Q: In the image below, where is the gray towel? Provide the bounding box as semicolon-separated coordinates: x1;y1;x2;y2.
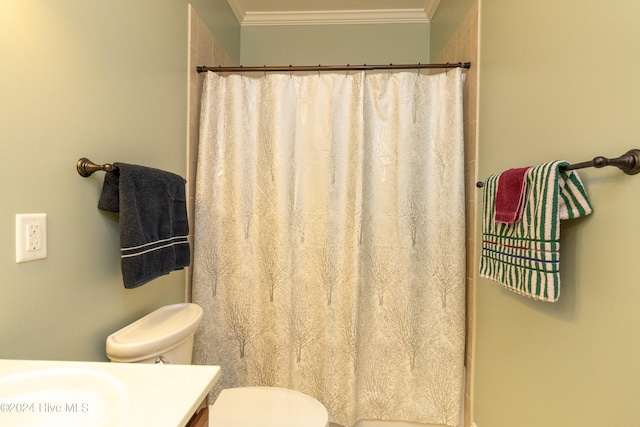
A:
98;163;190;288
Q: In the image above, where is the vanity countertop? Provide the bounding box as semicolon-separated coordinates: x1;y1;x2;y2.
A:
0;358;220;427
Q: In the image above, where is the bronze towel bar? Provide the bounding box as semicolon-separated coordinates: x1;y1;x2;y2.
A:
476;148;640;188
77;158;115;177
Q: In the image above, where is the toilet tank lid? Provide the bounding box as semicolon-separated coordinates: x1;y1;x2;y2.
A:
106;303;203;359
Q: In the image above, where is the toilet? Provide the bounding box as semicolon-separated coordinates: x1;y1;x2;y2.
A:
105;303;329;427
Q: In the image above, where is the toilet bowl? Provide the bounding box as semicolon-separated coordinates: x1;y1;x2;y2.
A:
210;386;328;427
105;303;329;427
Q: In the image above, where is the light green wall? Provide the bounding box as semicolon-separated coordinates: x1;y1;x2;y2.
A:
429;0;476;60
476;0;640;426
240;23;429;65
0;1;239;361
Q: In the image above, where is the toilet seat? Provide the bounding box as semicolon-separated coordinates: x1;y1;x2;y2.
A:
208;386;329;427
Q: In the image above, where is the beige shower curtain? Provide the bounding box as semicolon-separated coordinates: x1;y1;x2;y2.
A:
193;68;466;427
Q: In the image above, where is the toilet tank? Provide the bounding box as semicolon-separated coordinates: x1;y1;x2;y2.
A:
106;303;203;364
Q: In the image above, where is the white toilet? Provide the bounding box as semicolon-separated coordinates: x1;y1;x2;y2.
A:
105;303;329;427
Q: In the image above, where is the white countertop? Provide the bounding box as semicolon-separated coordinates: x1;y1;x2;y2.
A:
0;359;220;427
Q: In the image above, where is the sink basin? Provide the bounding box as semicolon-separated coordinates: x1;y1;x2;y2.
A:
0;367;128;427
0;359;220;427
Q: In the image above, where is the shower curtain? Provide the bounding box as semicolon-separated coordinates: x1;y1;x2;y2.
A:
193;68;466;427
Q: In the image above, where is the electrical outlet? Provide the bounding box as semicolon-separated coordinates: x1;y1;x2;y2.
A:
16;214;47;263
28;223;42;251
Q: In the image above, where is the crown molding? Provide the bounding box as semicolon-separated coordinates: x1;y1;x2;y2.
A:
424;0;441;21
227;1;440;26
227;0;247;25
242;9;429;26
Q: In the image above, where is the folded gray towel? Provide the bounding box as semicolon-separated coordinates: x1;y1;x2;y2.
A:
98;163;190;288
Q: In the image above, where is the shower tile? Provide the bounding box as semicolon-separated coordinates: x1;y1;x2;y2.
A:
437;3;480;425
187;6;236;296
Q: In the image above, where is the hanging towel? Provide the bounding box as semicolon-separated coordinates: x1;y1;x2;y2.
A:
494;166;532;224
98;163;190;289
479;161;592;302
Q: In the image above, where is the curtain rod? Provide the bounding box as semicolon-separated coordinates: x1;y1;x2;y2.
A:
196;62;471;74
476;149;640;188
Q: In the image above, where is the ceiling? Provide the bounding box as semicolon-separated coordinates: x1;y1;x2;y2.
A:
227;0;441;26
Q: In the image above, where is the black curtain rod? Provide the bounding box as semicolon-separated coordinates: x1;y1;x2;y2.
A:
476;149;640;188
196;62;471;74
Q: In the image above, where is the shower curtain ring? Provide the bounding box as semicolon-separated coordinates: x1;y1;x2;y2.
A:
289;65;293;79
263;65;267;78
418;63;421;76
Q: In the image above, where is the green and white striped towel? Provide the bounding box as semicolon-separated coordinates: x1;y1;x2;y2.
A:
479;161;593;302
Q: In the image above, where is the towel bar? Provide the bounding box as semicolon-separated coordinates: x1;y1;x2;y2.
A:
476;148;640;187
77;158;115;177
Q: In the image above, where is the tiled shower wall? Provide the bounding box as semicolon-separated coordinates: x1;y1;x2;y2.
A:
186;6;235;300
435;3;479;427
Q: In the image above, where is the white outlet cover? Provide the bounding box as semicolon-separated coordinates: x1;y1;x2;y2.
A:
16;213;47;263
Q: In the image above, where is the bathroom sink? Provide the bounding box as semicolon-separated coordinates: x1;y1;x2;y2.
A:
0;359;220;427
0;366;128;427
